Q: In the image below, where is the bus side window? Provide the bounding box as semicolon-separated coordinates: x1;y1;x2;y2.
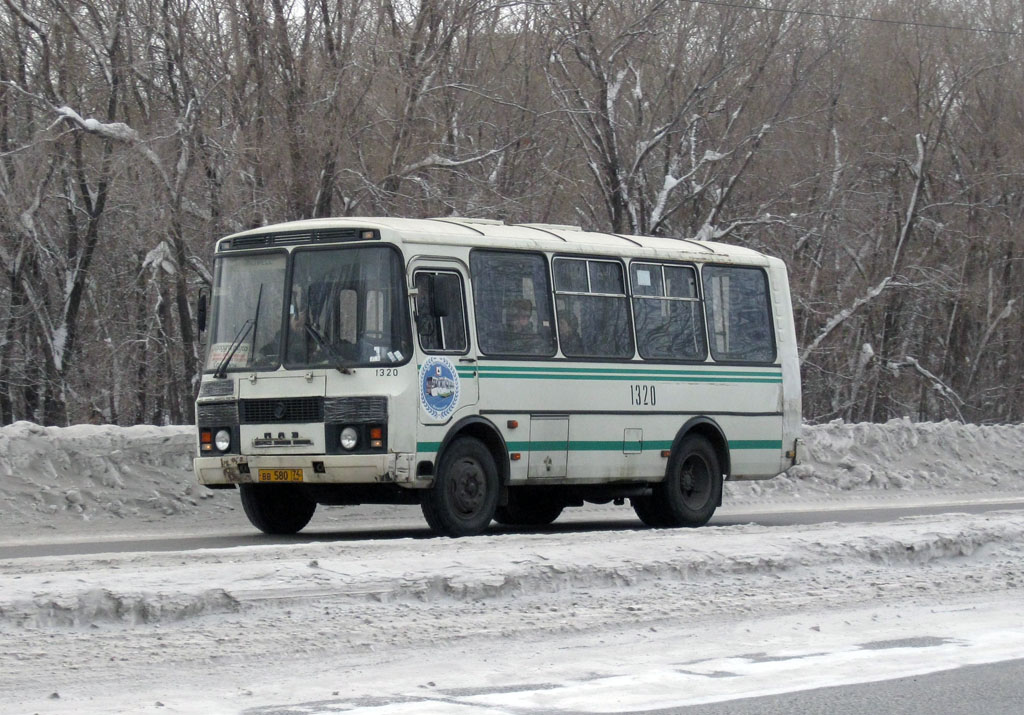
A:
554;257;633;359
631;262;707;361
415;271;468;353
702;265;775;363
470;251;556;357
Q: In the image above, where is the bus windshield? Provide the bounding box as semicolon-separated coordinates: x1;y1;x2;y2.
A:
204;253;287;373
204;245;411;372
284;245;411;368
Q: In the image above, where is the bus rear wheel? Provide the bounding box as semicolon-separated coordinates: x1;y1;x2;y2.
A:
633;434;722;528
493;488;564;526
421;437;498;537
239;483;317;534
630;494;671;528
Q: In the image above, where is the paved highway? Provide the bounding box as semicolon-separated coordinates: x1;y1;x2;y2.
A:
665;657;1024;715
3;498;1023;559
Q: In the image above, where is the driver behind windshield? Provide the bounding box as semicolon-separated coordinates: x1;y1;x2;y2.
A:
256;288;310;364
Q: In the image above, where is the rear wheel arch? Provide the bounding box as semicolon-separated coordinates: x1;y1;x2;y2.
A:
633;426;724;528
670;416;730;482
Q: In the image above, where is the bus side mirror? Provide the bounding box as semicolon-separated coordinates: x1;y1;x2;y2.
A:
197;292;208;333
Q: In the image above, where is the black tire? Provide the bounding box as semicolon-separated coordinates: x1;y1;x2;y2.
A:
633;434;722;528
630;493;672;528
239;484;317;535
493;488;564;526
421;437;499;536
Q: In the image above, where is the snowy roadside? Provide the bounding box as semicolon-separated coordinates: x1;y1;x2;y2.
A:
2;510;1022;714
2;510;1023;630
2;418;1024;540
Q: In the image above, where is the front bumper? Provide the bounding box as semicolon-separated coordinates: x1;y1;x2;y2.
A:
195;452;420;486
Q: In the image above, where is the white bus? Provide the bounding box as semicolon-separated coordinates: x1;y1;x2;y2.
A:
194;217;801;536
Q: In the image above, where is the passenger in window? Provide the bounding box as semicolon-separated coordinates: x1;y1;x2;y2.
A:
507;299;535;335
558;312;582;356
496;298;549;354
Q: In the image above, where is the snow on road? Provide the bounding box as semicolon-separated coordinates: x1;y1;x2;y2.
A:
1;419;1024;713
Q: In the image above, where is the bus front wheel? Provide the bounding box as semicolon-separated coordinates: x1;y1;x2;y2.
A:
421;437;499;537
239;484;317;534
633;434;722;528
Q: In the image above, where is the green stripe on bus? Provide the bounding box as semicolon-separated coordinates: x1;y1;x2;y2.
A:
507;440;567;451
420;363;782;383
645;441;675;451
476;374;781;383
474;366;781;383
417;439;782;453
728;439;783;450
473;365;780;376
570;441;628;451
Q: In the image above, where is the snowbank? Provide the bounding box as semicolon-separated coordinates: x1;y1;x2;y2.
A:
736;418;1024;500
0;421;220;530
1;418;1023;531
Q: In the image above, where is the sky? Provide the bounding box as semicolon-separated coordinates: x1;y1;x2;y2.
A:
1;418;1023;714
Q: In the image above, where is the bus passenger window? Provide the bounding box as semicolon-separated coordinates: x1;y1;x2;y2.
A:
631;263;707;361
415;271;468;353
703;265;775;363
554;257;633;359
470;251;556;357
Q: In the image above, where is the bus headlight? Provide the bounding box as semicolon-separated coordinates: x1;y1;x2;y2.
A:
340;426;359;451
214;429;231;452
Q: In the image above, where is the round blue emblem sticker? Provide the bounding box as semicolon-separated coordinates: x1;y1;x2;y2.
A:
419;356;460;420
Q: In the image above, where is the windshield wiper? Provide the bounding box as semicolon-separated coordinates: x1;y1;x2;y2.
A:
213;285;263;379
304;322;354;375
214;319;254;378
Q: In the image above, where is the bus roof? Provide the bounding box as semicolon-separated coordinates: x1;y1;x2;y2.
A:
218;216;775;265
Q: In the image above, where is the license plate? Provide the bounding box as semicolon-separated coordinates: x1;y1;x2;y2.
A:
258;468;304;483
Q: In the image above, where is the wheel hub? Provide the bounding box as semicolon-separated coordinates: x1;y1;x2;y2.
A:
451;458;485;515
680;455;711;508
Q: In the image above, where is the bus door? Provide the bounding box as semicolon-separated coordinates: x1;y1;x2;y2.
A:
411;262;479;424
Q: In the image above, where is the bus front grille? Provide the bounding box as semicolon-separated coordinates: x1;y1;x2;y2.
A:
197;401;238;424
240;397;324;424
198;380;234;398
324;396;387;424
